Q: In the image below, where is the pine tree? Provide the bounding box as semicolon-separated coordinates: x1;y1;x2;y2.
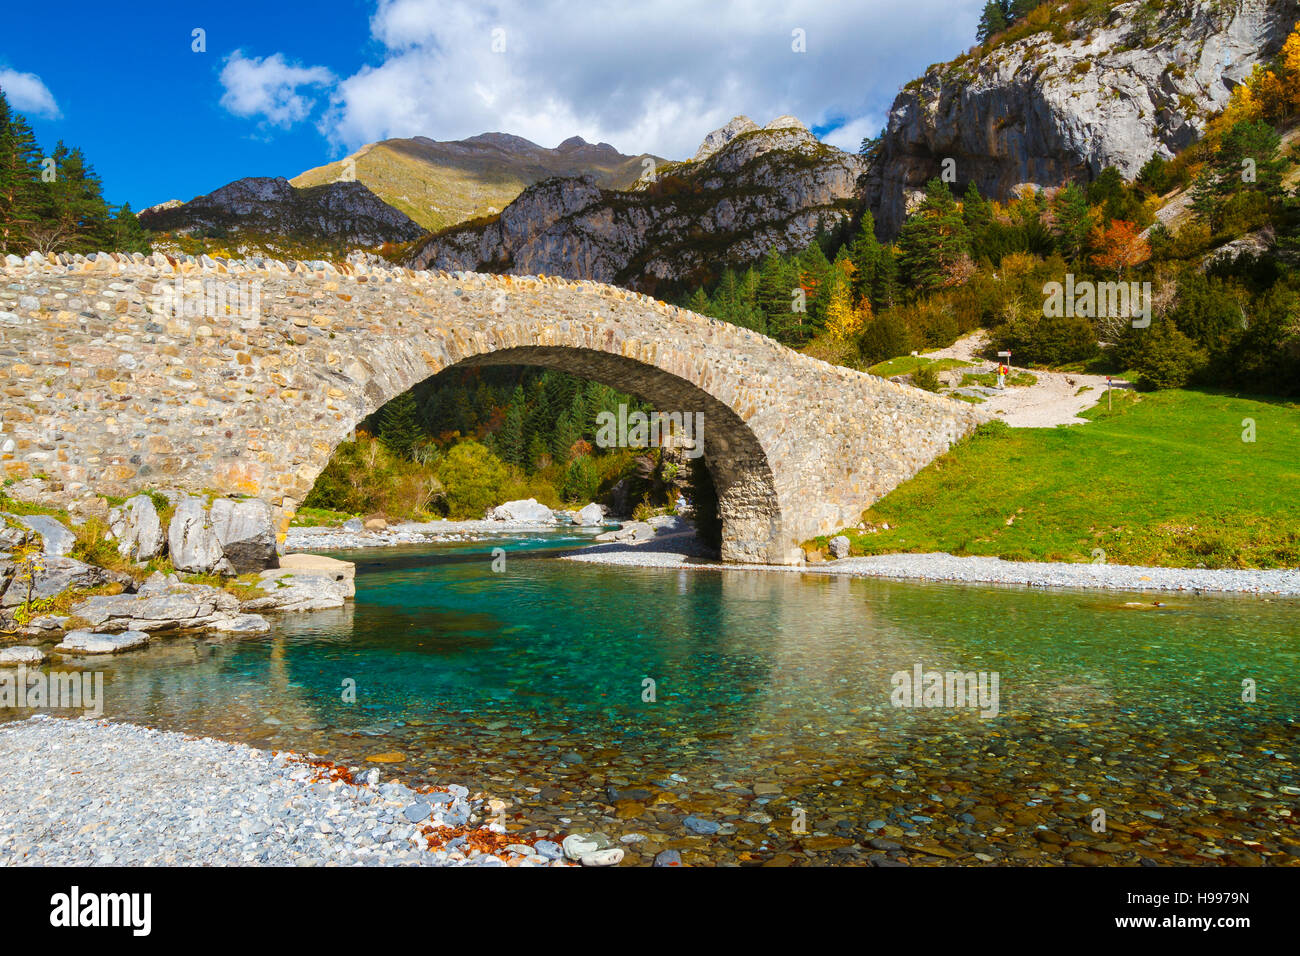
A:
377;391;422;460
28;142;114;254
961;182;995;261
849;211;883;303
108;202;151;255
873;245;902;312
685;287;709;315
977;1;1010;42
896;178;971;293
757;246;798;341
0;90;43;254
497;384;527;468
1191;119;1284;234
1050;183;1092;263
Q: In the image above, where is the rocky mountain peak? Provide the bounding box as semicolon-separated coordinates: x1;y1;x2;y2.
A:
765;115;806;132
406;115;864;289
692;115;760;162
138;176;424;249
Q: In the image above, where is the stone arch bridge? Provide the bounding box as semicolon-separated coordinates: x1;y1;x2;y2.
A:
0;252;983;564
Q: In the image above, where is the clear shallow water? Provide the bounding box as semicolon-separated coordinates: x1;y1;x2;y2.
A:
15;532;1300;865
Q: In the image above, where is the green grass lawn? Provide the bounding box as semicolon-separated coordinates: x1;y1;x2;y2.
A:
824;389;1300;569
959;370;1038;388
866;355;974;378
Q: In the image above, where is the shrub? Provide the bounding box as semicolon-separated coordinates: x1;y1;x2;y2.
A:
991;311;1099;366
973;419;1012;439
562;454;602;504
857;312;916;366
1130;319;1208;390
305;435;444;519
435;441;508;518
911;365;942;391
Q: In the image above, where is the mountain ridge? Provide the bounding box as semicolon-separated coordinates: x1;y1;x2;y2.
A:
291;133;662;232
402;115;865;291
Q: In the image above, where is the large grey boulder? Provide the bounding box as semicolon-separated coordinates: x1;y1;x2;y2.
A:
9;514;75;556
277;553;355;595
210;613;271;634
71;584;240;633
210;497;277;573
0;556;116;608
828;535;851;560
168;496;228;573
241;564;353;614
489;499;555;523
108;494;165;562
576;503;605;526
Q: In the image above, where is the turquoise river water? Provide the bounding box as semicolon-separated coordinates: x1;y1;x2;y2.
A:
11;531;1300;865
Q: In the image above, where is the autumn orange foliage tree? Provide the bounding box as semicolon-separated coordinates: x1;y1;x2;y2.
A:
1088;219;1151;277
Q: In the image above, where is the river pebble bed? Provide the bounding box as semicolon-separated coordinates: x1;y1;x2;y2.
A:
0;716;571;867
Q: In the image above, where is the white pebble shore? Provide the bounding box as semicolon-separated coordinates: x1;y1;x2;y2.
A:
563;545;1300;596
0;716;567;867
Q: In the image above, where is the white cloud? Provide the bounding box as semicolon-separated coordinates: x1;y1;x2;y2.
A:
223;0;983;159
219;51;334;128
0;68;61;118
321;0;982;158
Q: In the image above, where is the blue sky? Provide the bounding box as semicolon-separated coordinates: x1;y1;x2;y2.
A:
2;0;981;211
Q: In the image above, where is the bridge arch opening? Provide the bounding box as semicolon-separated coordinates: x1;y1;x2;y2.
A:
297;346;786;564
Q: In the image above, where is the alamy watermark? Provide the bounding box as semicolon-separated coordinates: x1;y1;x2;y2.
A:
890;662;1000;719
149;276;262;320
1043;274;1151;328
595;404;704;459
0;665;104;717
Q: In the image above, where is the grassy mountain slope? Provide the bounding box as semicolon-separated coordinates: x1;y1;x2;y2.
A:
292;134;661;232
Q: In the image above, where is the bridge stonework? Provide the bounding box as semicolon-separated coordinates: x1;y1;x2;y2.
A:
0;252;983;564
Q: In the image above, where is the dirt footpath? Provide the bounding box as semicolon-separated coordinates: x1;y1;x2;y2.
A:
926;332;1131;428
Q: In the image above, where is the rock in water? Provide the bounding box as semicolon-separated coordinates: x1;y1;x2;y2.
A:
211;614;271;634
580;848;624;866
109;494;164;561
561;833;610;860
168;496;229;574
56;630;149;654
0;646;46;666
576;502;605;526
490;499;556;523
276;553;356;595
209;497;277;572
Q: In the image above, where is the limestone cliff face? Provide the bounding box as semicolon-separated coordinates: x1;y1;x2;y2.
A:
868;0;1300;236
405;117;865;290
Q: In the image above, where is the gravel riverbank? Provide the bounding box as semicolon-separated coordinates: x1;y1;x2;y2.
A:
0;716;572;866
285;519;600;552
562;541;1300;596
